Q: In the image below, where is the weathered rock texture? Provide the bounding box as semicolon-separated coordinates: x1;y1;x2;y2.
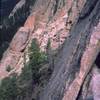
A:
0;14;34;78
0;0;100;100
0;0;36;59
0;0;87;79
63;22;100;100
39;0;100;100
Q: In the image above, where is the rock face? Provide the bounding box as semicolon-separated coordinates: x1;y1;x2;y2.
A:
0;10;37;78
0;0;36;48
0;0;100;100
92;74;100;100
0;27;30;79
0;0;86;78
62;22;100;100
10;27;30;52
38;0;100;100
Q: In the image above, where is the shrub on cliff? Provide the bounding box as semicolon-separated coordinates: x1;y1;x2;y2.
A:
0;74;18;100
0;39;48;100
28;39;47;83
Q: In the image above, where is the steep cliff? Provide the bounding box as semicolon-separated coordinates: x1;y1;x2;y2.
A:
0;0;36;59
0;0;87;78
0;0;100;100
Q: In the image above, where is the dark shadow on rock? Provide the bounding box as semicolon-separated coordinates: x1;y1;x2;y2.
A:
0;0;36;60
95;52;100;68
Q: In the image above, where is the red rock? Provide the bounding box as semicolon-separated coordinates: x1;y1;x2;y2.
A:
24;14;35;31
10;27;30;52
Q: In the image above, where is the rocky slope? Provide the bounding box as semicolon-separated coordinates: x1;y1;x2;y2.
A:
0;0;86;78
0;0;100;100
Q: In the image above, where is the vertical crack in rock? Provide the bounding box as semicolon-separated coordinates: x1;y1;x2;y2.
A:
0;0;100;99
39;0;100;100
63;22;100;100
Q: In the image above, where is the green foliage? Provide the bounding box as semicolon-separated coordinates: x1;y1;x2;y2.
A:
18;64;32;84
28;39;47;83
0;38;48;100
0;74;18;100
29;39;41;66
